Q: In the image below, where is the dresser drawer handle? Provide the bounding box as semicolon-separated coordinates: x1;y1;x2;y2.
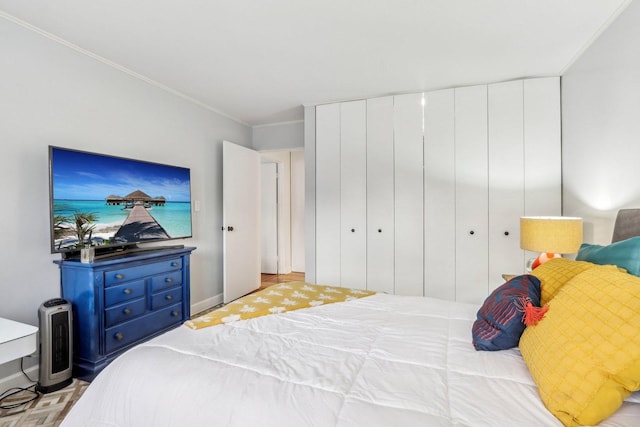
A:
171;262;179;268
171;310;180;317
123;288;132;295
123;308;131;315
165;277;173;283
165;294;173;301
115;273;124;280
114;332;124;341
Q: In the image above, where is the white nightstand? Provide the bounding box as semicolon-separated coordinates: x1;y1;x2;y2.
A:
0;318;38;365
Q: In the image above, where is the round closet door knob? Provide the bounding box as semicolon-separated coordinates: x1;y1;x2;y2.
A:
378;229;382;233
351;228;355;232
469;230;475;235
504;231;510;236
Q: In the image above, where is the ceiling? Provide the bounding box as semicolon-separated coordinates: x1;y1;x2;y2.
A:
0;0;631;126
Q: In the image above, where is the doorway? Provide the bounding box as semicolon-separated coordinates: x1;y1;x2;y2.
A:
259;150;305;276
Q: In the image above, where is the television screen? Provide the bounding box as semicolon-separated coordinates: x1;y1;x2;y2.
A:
49;146;192;255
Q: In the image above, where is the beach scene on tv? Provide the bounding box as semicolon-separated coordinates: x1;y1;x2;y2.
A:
51;147;192;252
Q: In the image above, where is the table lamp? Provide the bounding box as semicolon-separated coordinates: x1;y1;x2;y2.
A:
520;216;583;271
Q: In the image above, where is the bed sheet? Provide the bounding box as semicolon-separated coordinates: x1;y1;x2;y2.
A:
61;294;640;426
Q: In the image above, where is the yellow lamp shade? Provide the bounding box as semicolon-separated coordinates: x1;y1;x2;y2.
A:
520;216;583;254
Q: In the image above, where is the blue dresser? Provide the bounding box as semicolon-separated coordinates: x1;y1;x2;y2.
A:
55;246;195;380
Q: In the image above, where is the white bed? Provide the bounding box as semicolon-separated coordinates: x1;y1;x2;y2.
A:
61;293;640;426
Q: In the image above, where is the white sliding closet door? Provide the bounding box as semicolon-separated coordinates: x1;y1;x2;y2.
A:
315;103;341;286
424;89;456;300
524;77;562;264
455;85;489;304
488;80;525;291
367;96;395;294
394;93;424;296
340;100;367;289
524;77;561;216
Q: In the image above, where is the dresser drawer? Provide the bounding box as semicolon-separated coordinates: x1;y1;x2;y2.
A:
104;258;183;285
104;303;183;354
150;271;183;293
151;287;183;310
104;297;146;328
104;280;145;307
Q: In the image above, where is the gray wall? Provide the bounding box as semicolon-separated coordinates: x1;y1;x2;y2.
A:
562;1;640;244
0;17;251;382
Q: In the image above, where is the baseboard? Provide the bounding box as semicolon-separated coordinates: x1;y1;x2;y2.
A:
0;364;38;392
191;293;223;316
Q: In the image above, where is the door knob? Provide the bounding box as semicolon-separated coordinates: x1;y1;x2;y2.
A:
469;230;475;235
227;226;234;231
504;231;510;236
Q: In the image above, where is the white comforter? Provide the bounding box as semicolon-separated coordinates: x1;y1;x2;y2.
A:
61;294;640;426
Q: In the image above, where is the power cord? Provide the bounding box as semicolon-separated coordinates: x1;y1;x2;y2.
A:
0;357;40;414
20;357;37;383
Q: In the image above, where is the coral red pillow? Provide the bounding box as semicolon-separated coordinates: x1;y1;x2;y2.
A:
472;275;542;351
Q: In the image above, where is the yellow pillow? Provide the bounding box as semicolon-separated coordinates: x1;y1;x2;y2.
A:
531;258;617;305
520;268;640;426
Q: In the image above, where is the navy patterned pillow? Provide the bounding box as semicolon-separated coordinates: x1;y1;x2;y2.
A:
472;274;541;351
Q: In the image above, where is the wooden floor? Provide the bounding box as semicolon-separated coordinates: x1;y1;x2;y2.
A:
259;271;305;290
192;271;306;317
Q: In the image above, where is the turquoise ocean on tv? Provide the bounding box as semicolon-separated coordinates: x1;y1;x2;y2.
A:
54;199;192;239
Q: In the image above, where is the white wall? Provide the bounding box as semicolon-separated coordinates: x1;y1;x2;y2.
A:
0;17;251;382
562;1;640;244
253;121;304;151
291;150;305;272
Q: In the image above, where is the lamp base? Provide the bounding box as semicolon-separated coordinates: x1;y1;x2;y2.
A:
526;252;562;272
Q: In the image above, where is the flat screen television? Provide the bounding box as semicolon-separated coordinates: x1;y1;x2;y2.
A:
49;146;192;258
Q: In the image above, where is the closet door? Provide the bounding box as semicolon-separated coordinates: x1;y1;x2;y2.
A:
340;100;367;289
394;93;424;296
488;80;525;291
455;85;489;304
524;77;561;216
367;96;395;294
524;77;562;265
424;89;455;300
315;103;341;286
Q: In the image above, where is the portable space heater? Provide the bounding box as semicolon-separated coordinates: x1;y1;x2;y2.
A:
36;298;73;393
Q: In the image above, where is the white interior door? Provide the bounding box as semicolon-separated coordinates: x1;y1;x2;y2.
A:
261;162;278;274
366;96;395;294
455;85;489;304
340;100;367;289
223;141;261;303
424;88;456;300
315;103;341;286
488;80;525;291
393;93;424;296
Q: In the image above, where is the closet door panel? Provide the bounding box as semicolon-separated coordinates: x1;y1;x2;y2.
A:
424;89;455;300
488;81;525;291
524;77;561;216
455;85;489;304
394;93;424;296
340;100;367;289
367;97;395;294
315;103;341;286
